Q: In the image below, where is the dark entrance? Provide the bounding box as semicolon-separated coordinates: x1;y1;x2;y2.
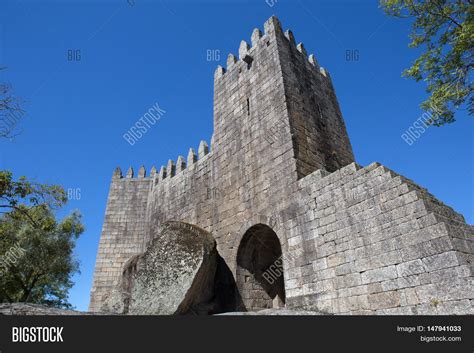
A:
236;224;285;311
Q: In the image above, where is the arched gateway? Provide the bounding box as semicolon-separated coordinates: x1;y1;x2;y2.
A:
236;224;286;311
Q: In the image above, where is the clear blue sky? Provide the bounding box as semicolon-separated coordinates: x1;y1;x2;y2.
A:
1;0;472;311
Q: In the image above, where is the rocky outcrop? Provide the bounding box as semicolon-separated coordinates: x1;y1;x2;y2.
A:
218;308;327;315
101;222;222;315
0;303;92;315
0;303;329;316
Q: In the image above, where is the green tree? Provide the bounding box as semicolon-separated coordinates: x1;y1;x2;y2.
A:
380;0;473;125
0;171;84;308
0;170;66;226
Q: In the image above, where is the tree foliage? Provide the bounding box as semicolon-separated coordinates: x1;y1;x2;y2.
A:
0;171;66;226
0;68;24;139
381;0;473;125
0;171;84;308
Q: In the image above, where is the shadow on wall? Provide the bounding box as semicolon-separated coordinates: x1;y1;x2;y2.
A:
211;255;245;314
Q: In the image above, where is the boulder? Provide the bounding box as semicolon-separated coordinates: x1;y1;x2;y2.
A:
101;221;219;315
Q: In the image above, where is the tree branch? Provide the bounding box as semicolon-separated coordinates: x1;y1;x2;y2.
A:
431;0;463;29
0;205;39;227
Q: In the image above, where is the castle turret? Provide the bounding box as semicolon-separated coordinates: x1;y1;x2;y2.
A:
213;15;354;179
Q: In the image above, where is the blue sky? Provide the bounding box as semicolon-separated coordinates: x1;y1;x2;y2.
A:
0;0;472;311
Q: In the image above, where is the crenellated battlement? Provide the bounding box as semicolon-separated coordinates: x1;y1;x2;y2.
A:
112;166;149;180
112;166;150;180
110;139;212;188
214;16;330;82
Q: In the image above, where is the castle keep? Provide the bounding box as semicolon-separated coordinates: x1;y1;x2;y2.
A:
90;16;474;314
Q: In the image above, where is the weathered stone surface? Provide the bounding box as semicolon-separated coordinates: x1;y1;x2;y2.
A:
361;266;398;284
90;15;474;316
218;308;326;315
101;222;219;315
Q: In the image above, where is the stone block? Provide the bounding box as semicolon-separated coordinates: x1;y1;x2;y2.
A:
361;266;398;284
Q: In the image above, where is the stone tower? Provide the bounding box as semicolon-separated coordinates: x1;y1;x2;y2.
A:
90;16;474;314
213;16;354;181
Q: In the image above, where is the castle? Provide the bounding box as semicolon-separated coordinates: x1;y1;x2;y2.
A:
90;16;473;314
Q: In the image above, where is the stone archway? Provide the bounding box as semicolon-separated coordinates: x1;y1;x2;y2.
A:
236;224;286;311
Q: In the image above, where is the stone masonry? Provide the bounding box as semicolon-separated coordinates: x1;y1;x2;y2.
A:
90;16;474;314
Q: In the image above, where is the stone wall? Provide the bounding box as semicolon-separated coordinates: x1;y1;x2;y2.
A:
144;144;214;246
89;168;151;312
277;28;354;177
286;162;473;314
